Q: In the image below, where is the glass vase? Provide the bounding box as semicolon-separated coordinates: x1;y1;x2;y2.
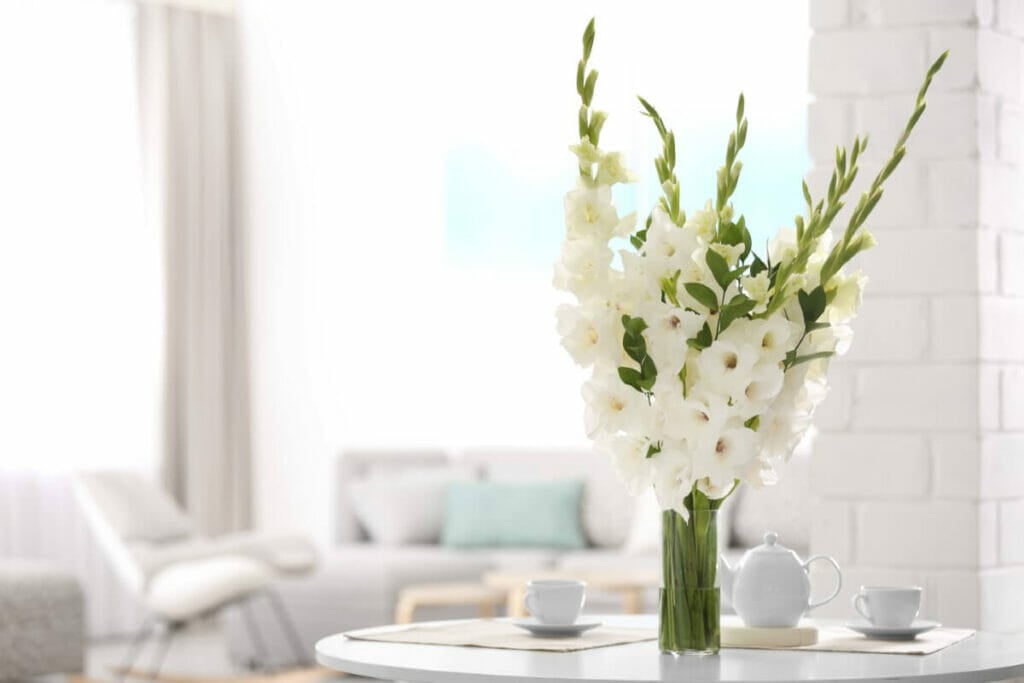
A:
659;505;720;655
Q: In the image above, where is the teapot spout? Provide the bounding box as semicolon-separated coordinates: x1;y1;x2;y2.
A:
718;553;735;605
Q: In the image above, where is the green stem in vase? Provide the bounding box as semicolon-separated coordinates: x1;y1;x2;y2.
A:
660;493;721;655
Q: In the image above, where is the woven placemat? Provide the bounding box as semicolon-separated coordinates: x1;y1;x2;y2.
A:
345;619;656;652
347;618;974;656
790;624;975;655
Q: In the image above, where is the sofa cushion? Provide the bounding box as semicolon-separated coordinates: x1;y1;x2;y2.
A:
349;466;476;545
334;450;449;543
459;448;635;548
441;480;586;549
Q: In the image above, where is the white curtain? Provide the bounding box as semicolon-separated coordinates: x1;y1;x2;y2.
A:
138;4;252;536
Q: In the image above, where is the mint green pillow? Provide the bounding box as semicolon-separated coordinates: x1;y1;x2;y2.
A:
441;480;586;549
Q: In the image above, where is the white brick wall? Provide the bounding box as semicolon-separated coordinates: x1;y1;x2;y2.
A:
852;365;978;430
809;0;1024;632
858;501;981;568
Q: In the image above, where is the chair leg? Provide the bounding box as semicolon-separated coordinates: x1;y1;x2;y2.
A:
240;600;271;671
266;588;310;666
147;622;179;679
118;617;156;682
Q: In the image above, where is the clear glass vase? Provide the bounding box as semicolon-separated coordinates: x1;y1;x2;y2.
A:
659;504;720;655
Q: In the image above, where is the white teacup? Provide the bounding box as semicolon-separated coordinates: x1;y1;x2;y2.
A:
853;586;922;628
523;579;586;625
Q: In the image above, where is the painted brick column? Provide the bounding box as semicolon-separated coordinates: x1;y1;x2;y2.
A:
807;0;1024;632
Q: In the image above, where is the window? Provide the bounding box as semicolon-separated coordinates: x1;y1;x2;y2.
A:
0;1;161;473
243;1;809;449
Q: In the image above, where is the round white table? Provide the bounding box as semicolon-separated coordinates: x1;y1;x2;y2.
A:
315;616;1024;683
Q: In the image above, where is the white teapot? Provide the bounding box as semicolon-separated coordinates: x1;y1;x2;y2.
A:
720;532;842;628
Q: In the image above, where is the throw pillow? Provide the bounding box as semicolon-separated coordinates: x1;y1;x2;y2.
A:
441;480;586;549
348;466;475;545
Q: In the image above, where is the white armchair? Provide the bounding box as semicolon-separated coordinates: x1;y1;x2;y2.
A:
73;471;317;675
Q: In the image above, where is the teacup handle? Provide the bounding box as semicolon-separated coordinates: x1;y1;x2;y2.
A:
853;593;870;621
803;554;843;610
524;591;538;617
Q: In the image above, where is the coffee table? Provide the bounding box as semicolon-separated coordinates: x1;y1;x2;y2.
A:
483;569;658;617
316;615;1024;683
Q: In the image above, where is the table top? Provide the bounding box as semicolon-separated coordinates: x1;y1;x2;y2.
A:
315;615;1024;683
482;569;659;589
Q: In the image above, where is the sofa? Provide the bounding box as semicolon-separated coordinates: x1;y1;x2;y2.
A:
226;446;811;665
0;560;84;680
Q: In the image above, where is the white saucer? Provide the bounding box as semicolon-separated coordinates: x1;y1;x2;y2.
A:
513;619;602;637
845;619;941;640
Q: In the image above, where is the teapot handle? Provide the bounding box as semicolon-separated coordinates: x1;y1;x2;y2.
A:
803;555;843;610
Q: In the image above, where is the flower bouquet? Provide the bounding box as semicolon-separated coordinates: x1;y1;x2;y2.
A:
554;19;947;654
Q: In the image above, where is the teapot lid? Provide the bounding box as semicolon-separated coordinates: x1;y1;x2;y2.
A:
753;531;792;555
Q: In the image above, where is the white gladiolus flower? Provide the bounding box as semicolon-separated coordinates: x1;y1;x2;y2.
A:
564;186;619;240
709;242;745;267
734;362;785;418
695;339;759;402
613;211;639;238
659;393;722;443
652;445;695;517
645;210;700;272
598;433;653;494
692;423;757;492
582;374;651;438
553;238;613;298
596;151;637;185
740;456;779;489
569;137;602;167
721;316;801;365
741;271;770;313
827;270;867;324
759;407;812;462
683;201;718;243
556;302;619;368
769;227;798;265
641;302;703;374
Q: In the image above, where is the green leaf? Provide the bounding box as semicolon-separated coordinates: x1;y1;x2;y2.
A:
749;253;767;277
620;315;649;363
798;285;827;324
719;295;757;332
678;363;688;398
805;321;830;332
744;415;760;431
617;366;644;392
687;322;713;350
576;60;585;97
639;356;657;390
705;249;732;290
719;221;742;246
684;282;719;312
645;442;662;459
738;216;752;260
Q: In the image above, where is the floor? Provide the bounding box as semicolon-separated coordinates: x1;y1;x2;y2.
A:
83;623;378;682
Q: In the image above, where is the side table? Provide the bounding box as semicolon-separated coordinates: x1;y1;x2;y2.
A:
395;582;507;624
